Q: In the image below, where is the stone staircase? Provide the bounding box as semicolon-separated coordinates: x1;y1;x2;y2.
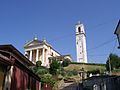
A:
60;82;80;90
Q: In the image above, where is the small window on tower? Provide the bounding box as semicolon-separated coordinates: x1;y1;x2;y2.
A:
77;42;78;44
78;27;81;33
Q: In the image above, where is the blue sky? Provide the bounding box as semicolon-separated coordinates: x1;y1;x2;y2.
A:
0;0;120;63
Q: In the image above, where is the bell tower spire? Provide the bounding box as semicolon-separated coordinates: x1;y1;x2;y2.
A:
75;21;87;63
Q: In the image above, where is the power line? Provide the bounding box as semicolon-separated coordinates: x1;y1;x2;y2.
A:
87;37;117;65
88;54;108;57
88;18;118;31
87;42;116;57
47;18;118;42
111;38;117;53
88;38;117;60
88;37;116;52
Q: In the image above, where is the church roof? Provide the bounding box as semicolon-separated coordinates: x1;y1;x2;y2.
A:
24;38;61;55
24;38;50;48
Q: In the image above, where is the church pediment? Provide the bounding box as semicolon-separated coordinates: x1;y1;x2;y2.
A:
24;40;43;48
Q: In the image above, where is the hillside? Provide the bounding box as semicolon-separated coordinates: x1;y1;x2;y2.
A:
64;62;106;73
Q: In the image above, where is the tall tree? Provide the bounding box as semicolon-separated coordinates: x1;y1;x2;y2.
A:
106;53;120;71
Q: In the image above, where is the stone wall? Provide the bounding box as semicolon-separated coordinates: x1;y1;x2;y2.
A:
83;76;120;90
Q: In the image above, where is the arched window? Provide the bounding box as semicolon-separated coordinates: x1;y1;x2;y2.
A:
78;27;81;33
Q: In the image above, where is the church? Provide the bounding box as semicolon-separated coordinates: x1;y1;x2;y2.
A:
24;37;72;67
24;37;61;67
24;21;87;67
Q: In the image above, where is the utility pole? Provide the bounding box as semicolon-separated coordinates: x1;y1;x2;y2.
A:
108;56;112;75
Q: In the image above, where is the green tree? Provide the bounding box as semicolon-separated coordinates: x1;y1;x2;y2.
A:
106;53;120;71
30;61;49;77
62;59;71;67
41;74;56;87
35;66;49;76
49;60;60;75
36;60;42;67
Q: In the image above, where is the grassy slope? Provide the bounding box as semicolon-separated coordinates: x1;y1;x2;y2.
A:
112;69;120;75
64;63;106;73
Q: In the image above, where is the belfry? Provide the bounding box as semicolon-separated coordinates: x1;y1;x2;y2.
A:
75;21;87;63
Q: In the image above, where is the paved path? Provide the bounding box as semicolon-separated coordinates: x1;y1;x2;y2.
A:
60;82;82;90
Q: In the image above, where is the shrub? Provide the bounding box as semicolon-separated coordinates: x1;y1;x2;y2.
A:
49;60;60;75
65;70;78;77
62;59;71;67
36;67;49;76
36;61;42;67
71;69;78;75
87;69;100;74
41;74;56;87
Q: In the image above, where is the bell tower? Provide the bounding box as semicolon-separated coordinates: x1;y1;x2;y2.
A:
76;21;87;63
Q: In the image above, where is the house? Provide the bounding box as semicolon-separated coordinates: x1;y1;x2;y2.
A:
114;19;120;48
0;45;41;90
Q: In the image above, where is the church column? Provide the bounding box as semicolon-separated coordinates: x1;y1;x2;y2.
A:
42;48;45;65
44;49;47;66
36;49;39;62
30;50;32;61
46;49;49;67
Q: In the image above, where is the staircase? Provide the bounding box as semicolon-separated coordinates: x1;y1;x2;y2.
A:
60;82;80;90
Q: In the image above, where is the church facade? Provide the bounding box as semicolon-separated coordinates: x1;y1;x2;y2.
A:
75;21;87;63
24;37;61;67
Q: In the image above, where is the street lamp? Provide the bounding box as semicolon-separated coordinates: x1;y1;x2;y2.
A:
114;19;120;48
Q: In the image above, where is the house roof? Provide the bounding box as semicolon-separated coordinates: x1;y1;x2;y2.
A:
0;44;34;66
0;53;12;65
114;19;120;34
0;44;40;81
